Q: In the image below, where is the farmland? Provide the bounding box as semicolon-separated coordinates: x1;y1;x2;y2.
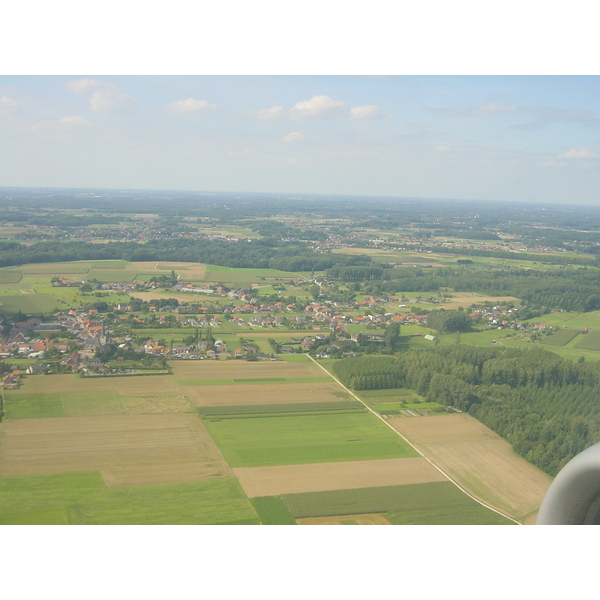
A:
0;472;258;525
233;457;447;497
6;193;600;525
281;482;514;524
0;356;537;524
540;329;580;346
202;412;418;467
0;413;232;485
388;414;553;522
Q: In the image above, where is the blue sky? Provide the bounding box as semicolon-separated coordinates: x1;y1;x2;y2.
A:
0;75;598;204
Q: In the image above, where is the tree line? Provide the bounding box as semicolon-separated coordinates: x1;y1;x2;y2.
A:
333;345;600;476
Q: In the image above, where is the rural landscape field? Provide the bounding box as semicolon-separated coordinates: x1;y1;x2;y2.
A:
3;189;600;525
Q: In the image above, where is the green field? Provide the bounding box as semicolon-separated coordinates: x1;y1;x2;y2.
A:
0;293;61;314
282;481;514;524
197;401;365;420
0;270;22;284
541;329;580;346
203;264;299;283
250;496;296;525
574;331;600;350
0;471;259;525
203;412;418;467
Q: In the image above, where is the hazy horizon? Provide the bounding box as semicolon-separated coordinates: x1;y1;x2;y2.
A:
0;76;598;206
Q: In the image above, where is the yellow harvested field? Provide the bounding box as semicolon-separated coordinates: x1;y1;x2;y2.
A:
130;291;212;303
186;382;346;406
297;514;390;525
0;414;232;486
233;457;447;497
389;413;552;521
170;360;324;380
442;294;520;308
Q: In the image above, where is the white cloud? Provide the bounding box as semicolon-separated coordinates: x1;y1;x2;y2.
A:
350;105;382;120
290;95;348;119
168;98;217;115
558;148;599;159
251;96;383;122
0;96;18;115
67;78;136;115
29;115;93;133
58;115;93;127
67;78;113;95
255;106;285;121
89;91;136;115
434;145;450;152
283;132;306;143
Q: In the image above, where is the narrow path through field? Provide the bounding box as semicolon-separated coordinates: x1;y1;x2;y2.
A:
306;355;521;525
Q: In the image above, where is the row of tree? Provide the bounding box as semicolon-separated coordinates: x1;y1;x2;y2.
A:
333;346;600;475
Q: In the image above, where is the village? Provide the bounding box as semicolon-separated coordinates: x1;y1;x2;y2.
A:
0;271;559;388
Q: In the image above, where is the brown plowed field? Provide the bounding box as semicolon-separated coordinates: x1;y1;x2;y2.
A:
389;413;552;521
186;381;347;406
170;360;324;380
297;514;390;525
233;457;447;497
0;413;232;485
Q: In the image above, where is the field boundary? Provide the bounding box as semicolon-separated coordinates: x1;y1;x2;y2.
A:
307;355;521;525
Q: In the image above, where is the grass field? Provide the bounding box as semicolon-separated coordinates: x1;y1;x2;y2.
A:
0;270;22;284
203;412;419;467
250;496;296;525
281;481;514;524
197;401;364;420
203;264;298;283
0;471;259;525
0;293;60;314
574;330;600;350
389;413;552;522
541;329;581;346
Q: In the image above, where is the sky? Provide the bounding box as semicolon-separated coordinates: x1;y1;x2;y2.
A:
0;74;598;204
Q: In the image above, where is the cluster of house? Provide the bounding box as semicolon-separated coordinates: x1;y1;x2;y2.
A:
0;309;114;383
467;305;527;329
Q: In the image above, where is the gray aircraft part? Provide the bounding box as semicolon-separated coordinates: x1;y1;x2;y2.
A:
537;442;600;524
